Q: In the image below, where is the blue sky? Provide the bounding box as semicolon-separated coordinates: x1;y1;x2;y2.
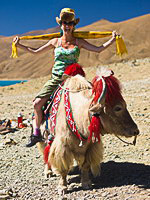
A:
0;0;149;36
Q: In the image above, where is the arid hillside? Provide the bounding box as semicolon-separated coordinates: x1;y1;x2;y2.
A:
0;58;150;199
0;14;149;79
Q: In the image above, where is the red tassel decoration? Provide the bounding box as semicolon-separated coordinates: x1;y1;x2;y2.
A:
92;77;103;103
44;144;50;164
92;75;124;107
64;63;85;77
43;136;54;168
88;115;101;143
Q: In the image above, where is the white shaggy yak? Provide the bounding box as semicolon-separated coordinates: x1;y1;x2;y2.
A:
37;67;139;194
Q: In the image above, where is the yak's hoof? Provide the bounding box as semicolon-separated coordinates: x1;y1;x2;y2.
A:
44;170;53;179
82;181;92;190
58;186;67;195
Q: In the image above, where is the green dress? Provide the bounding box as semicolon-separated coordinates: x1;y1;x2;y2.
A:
36;39;80;98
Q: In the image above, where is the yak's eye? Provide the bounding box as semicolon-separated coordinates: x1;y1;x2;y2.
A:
114;106;122;112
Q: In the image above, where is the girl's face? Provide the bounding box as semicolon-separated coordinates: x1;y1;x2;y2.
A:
61;21;75;34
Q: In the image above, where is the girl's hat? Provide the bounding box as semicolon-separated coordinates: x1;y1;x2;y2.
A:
56;8;80;25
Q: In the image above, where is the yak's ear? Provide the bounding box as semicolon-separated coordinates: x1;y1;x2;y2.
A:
89;102;103;113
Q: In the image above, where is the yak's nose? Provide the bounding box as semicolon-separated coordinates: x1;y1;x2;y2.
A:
132;127;140;136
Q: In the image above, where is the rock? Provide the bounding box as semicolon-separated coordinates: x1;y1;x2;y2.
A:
0;188;17;199
3;138;17;145
101;192;110;197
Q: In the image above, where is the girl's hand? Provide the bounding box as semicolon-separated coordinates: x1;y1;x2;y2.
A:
112;31;119;39
13;36;20;45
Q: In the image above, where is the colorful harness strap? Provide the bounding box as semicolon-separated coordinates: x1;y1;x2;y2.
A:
48;85;101;144
49;87;63;133
64;89;87;141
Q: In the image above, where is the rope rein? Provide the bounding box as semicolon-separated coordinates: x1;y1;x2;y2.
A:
115;135;137;146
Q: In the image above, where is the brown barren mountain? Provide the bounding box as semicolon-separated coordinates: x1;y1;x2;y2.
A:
0;14;149;79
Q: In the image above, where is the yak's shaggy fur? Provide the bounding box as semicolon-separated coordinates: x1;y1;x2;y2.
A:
38;67;139;194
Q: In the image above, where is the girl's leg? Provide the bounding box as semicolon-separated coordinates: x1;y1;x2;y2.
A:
26;75;62;147
33;97;49;129
26;97;49;147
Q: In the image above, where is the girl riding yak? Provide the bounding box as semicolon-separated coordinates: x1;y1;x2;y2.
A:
13;8;119;147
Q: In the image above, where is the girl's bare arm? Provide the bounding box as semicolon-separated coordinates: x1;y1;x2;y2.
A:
13;36;57;54
79;31;118;53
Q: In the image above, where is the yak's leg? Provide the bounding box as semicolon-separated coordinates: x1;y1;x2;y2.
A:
87;142;103;177
74;154;92;189
49;137;74;194
58;173;68;195
81;141;103;189
44;164;53;179
81;162;92;190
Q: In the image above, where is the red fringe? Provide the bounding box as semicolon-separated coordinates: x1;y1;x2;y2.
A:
92;76;103;103
92;75;124;107
64;63;85;77
104;76;123;106
88;115;101;143
44;144;50;164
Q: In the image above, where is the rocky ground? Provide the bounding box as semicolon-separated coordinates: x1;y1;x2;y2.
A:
0;58;150;199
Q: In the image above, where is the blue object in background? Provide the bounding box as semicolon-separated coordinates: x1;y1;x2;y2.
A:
0;80;27;87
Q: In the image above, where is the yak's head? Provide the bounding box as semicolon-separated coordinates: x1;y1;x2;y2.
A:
90;67;139;138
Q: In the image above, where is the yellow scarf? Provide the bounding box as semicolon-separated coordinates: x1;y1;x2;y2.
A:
11;31;127;58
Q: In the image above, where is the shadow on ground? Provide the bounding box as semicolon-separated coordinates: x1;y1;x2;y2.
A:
94;161;150;189
68;161;150;192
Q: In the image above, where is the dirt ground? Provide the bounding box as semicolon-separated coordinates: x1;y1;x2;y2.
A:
0;58;150;200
